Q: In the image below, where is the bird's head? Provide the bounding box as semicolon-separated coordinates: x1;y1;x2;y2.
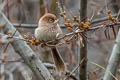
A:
39;13;59;25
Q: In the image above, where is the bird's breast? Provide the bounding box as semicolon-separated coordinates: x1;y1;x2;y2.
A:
35;26;60;41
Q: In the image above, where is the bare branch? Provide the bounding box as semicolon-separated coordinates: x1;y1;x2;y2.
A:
103;29;120;80
79;0;88;80
12;13;118;28
0;11;54;80
64;58;85;80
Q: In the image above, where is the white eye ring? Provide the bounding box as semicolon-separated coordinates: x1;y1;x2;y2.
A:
49;18;54;23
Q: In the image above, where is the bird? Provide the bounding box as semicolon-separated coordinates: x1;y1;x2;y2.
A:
34;13;66;74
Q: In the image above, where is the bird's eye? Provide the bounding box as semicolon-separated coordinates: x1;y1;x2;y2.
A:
49;18;54;23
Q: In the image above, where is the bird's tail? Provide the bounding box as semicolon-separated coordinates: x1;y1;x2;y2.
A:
51;47;66;74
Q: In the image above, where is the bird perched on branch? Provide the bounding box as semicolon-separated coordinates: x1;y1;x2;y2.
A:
34;13;66;74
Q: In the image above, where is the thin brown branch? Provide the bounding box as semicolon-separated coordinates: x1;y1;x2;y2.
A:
12;13;118;28
3;29;17;53
2;22;120;48
64;58;85;80
79;0;88;80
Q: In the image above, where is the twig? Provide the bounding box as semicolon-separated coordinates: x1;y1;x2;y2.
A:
116;9;120;19
64;58;85;80
3;43;9;53
89;61;118;80
6;0;9;19
91;14;118;24
103;28;120;80
2;22;120;47
43;0;48;13
12;14;118;28
3;29;17;53
57;0;64;11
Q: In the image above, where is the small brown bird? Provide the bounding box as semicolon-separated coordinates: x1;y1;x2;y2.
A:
35;13;66;74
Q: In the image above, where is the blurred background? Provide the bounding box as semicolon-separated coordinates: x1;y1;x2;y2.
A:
0;0;120;80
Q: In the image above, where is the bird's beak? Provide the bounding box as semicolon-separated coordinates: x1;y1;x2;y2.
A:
54;19;59;24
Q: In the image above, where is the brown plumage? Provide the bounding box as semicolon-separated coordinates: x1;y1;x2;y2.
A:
34;13;66;74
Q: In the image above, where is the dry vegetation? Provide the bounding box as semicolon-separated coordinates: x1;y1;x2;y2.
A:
0;0;120;80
